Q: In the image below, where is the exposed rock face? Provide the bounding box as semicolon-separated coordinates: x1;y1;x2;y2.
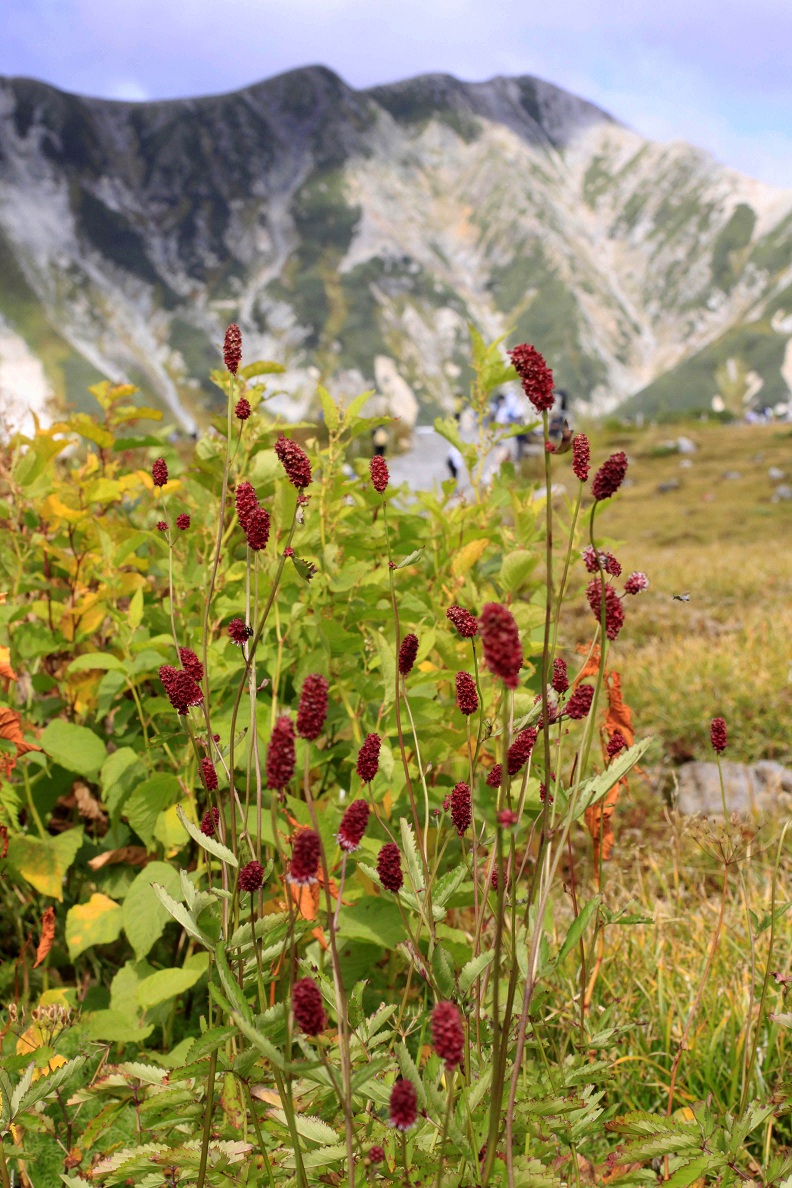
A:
676;760;792;815
1;65;792;428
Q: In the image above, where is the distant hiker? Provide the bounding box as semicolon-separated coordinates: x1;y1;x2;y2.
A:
372;426;388;457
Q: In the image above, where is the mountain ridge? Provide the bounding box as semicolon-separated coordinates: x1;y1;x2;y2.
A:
1;64;791;429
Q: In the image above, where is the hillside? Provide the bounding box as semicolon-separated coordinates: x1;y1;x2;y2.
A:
1;65;792;427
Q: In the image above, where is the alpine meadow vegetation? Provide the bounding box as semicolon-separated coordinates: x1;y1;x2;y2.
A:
0;327;791;1188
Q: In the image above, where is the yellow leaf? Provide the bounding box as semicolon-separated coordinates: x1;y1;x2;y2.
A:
0;644;17;683
42;494;88;524
65;893;124;959
451;537;489;576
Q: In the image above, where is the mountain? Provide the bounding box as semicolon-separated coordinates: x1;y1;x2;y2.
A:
1;64;792;430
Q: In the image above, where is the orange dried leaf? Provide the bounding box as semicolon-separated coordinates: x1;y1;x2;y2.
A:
0;645;17;685
0;706;42;777
33;906;56;969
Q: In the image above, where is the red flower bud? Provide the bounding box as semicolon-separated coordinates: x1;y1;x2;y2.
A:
235;481;259;531
606;732;627;759
238;859;264;893
227;617;253;645
710;716;727;754
200;806;220;836
455;671;478;716
297;674;328;741
566;684;594;720
152;458;168;487
446;605;478;638
292;976;326;1036
478;603;522;689
275;435;312;489
389;1079;418;1131
450;781;471;836
243;505;271;552
159;665;203;715
552;657;569;694
266;716;295;790
507;727;537;776
508;343;554;412
486;764;502;788
398;633;419;676
223;323;242;375
289;828;320;885
200;756;218;791
235;396;251;421
356;733;381;783
592;451;628;501
179;647;204;684
338;798;370;852
176;513;190;531
370;455;389;493
431;1000;464;1070
377;843;403;892
572;433;590;482
586;580;625;640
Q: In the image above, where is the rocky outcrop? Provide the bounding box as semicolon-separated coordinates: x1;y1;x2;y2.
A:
1;66;792;428
676;760;792;815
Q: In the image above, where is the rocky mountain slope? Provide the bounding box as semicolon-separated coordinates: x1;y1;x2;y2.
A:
1;65;792;429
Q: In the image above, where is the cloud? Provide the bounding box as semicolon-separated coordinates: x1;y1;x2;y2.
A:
2;0;792;185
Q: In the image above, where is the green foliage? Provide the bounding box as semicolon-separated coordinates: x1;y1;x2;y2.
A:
0;338;788;1186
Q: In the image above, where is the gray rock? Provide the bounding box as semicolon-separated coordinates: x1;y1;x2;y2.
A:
677;436;697;454
721;470;743;480
677;760;792;815
657;479;680;493
768;467;785;481
772;484;792;502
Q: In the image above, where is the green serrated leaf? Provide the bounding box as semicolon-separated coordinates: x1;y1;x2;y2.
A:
176;805;238;867
459;950;495;995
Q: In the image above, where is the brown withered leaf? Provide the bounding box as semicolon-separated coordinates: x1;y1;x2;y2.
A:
33;906;56;968
73;781;108;824
0;706;42;778
585;669;639;864
0;823;8;860
87;846;149;871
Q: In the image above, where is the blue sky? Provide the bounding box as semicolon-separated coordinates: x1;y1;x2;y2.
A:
4;0;792;187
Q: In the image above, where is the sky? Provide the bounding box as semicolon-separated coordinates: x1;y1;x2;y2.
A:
4;0;792;188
